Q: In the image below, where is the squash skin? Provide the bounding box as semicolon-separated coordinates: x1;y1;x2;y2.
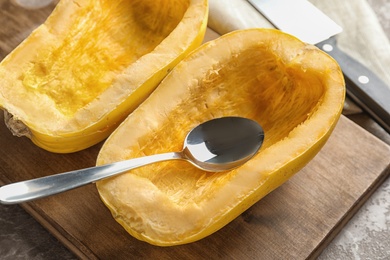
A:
96;28;345;246
0;0;208;153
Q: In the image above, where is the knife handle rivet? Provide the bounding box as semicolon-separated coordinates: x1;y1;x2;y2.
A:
358;75;370;84
322;44;333;52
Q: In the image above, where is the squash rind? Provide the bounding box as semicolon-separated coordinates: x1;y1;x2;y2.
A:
0;0;208;153
96;28;345;246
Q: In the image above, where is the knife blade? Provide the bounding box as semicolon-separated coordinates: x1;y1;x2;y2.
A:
248;0;390;133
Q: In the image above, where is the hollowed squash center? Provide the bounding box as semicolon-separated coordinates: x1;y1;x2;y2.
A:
122;46;325;206
21;0;189;116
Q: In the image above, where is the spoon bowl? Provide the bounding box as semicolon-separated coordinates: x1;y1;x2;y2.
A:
183;117;264;171
0;117;264;204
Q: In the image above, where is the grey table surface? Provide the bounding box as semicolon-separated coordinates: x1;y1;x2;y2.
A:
318;1;390;259
0;0;389;259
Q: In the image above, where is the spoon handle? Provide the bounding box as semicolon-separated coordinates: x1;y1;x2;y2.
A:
0;152;183;204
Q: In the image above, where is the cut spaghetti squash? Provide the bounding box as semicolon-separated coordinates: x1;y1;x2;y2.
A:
96;28;345;246
0;0;208;153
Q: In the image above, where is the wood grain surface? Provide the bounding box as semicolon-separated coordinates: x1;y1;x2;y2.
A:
1;112;389;259
1;1;390;259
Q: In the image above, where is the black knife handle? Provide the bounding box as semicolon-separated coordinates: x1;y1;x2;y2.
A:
316;37;390;133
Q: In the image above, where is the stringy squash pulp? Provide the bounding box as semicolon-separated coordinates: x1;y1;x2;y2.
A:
96;29;345;246
0;0;208;153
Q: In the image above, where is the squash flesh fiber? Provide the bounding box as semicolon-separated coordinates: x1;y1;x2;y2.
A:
96;29;345;245
22;1;190;115
0;0;208;152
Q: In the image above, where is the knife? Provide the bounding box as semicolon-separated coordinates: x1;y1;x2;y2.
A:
248;0;390;133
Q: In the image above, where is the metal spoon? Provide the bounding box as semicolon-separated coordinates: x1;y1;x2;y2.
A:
0;117;264;204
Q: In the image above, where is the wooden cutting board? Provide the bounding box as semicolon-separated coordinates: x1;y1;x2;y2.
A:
1;113;389;260
1;2;390;259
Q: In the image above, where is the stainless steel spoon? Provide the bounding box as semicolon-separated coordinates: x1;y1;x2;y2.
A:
0;117;264;204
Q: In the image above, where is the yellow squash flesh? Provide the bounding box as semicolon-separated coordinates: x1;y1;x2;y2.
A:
96;29;345;246
0;0;208;153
